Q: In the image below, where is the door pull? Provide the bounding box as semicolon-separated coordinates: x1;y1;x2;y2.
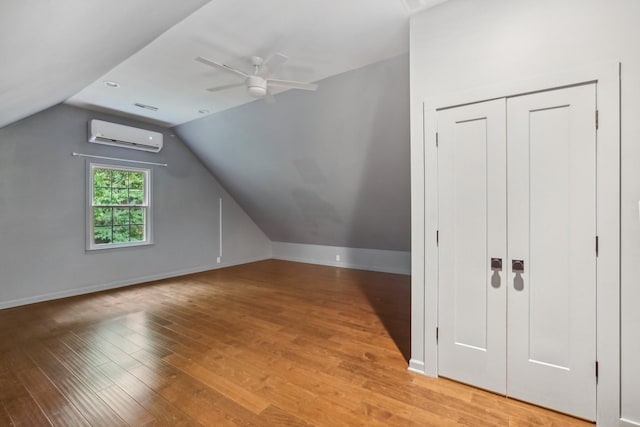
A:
491;258;502;288
512;259;524;291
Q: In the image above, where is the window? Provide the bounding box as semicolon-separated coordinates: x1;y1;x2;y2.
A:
88;163;152;250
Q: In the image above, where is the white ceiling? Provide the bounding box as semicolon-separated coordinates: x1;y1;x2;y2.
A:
0;0;210;129
65;0;411;127
0;0;456;131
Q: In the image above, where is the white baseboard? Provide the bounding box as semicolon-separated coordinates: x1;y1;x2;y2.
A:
0;255;269;310
408;358;426;374
621;418;640;427
272;242;411;275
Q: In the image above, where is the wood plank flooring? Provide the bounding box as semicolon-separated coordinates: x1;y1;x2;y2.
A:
0;259;592;426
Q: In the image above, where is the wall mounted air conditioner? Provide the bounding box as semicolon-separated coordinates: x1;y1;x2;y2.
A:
88;119;163;153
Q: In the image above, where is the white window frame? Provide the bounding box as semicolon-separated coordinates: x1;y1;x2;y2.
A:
86;162;153;251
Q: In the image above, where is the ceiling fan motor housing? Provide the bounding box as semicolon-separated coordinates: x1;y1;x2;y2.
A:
246;76;267;98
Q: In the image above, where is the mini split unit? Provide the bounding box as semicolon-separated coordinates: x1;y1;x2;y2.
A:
88;119;163;153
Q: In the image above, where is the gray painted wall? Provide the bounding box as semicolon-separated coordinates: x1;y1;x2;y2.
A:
175;54;410;251
0;104;271;307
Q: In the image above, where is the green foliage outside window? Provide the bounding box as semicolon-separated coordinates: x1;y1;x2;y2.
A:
92;167;147;245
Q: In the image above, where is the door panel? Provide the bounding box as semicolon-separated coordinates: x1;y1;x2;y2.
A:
451;119;489;350
529;105;572;369
506;84;597;420
437;99;507;394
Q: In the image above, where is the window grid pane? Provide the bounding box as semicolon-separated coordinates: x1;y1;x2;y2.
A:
92;207;148;244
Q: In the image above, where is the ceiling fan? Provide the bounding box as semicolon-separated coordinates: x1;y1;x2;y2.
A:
195;53;318;101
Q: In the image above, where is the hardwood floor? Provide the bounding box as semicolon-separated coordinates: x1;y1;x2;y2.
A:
0;260;592;426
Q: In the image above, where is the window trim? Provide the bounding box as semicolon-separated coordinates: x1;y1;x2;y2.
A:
86;161;154;251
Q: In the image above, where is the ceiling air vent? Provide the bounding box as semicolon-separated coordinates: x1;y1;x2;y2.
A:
134;102;159;111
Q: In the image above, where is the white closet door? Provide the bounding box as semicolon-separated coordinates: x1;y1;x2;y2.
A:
437;99;507;394
506;84;597;420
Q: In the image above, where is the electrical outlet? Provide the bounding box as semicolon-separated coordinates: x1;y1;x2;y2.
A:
336;254;341;262
216;256;221;264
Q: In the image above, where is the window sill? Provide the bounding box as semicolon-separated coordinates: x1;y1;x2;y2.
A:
86;240;154;252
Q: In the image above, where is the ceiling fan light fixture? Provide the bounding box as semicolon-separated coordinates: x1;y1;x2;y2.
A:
247;86;267;98
246;76;267;98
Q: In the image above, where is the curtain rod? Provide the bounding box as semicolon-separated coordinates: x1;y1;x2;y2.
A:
72;152;168;167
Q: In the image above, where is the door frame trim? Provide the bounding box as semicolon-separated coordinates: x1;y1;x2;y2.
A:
410;61;621;425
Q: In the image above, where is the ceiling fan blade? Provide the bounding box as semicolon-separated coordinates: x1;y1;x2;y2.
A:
206;82;246;93
260;53;288;75
195;56;249;78
267;79;318;91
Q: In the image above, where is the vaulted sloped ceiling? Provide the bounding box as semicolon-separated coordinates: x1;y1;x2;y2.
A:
175;55;410;251
1;0;413;252
66;0;410;126
0;0;210;129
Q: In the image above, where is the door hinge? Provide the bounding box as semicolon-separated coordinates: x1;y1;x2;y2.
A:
436;132;439;147
595;110;599;129
595;235;599;257
436;327;439;343
436;230;439;246
595;361;599;382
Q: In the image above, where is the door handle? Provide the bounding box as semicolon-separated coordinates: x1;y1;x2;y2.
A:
512;259;524;273
491;258;502;288
512;259;524;291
